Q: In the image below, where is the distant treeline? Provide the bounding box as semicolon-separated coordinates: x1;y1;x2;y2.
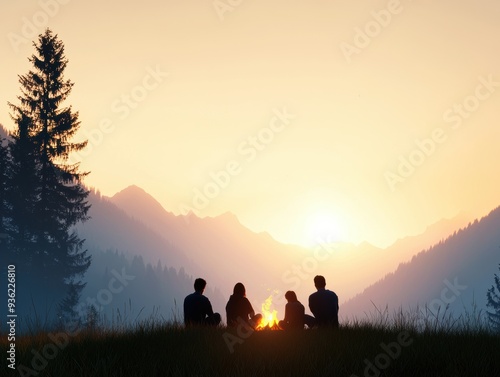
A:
79;248;225;328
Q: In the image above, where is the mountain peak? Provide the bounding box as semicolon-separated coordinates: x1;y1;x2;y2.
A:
112;185;163;206
110;185;173;220
113;185;148;197
217;211;239;222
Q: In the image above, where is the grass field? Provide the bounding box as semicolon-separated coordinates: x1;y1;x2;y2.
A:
1;311;499;377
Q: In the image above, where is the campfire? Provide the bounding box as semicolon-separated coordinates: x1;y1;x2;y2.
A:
255;295;281;330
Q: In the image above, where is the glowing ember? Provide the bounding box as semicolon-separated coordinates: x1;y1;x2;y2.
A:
256;295;280;330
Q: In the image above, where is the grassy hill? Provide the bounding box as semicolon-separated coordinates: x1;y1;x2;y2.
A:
1;315;498;377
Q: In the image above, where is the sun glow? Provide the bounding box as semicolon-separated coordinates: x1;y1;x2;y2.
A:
305;210;346;246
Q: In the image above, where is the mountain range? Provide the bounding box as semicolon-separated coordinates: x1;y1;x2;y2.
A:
80;184;495;323
342;207;500;320
79;186;309;317
1;120;498;324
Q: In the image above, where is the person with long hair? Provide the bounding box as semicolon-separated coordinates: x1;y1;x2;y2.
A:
279;290;305;330
226;282;262;328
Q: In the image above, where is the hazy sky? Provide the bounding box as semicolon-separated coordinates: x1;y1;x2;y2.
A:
2;0;500;248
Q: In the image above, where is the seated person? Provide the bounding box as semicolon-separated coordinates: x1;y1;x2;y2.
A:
184;278;221;326
278;290;305;330
306;275;339;328
226;282;262;328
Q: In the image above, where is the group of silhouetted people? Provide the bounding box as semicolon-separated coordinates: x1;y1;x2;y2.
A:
183;275;339;330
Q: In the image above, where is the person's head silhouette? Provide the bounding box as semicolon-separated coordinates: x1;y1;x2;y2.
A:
194;278;207;293
233;282;246;297
285;290;298;302
314;275;326;290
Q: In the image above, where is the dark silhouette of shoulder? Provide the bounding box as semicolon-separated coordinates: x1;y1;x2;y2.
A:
184;278;221;326
308;275;339;328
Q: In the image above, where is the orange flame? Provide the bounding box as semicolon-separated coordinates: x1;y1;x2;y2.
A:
256;295;279;330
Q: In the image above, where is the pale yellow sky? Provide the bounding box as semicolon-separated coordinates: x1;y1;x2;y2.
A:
2;0;500;248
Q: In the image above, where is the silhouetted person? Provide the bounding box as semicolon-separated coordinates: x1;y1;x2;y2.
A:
305;275;339;328
278;291;305;330
184;278;221;326
226;282;262;328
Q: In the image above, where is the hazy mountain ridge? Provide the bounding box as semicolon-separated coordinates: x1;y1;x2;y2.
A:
110;185;287;254
108;185;311;309
341;213;474;299
3;172;491;323
76;189;227;322
78;187;310;319
106;185;480;318
269;214;475;305
341;207;500;320
77;189;192;271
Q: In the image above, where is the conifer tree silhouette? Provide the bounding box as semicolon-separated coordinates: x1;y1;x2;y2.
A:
486;263;500;332
7;29;91;321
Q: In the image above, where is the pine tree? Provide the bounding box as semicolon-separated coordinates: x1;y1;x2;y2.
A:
5;114;39;262
486;263;500;332
7;29;91;321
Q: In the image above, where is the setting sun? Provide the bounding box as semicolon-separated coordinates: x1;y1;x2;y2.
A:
305;211;346;246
